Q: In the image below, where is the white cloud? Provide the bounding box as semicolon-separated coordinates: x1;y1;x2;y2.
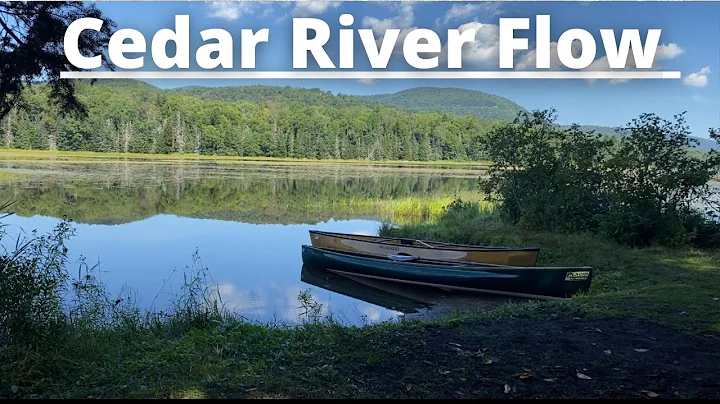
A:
206;2;255;21
683;66;711;87
655;43;684;60
362;3;415;35
436;3;503;27
515;41;582;71
513;40;684;85
361;4;417;55
211;283;265;317
258;7;274;20
291;2;341;18
357;78;376;85
583;42;684;84
439;22;501;67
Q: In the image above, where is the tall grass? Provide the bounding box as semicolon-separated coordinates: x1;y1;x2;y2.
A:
0;212;235;353
314;193;493;225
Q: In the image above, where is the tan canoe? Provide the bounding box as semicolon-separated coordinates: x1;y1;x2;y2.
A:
308;230;539;266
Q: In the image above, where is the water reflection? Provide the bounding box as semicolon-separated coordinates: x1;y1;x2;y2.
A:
0;160;489;325
300;265;429;314
0;161;481;225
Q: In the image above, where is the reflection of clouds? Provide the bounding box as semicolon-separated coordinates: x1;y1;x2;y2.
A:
352;229;377;236
213;282;405;325
212;283;265;318
359;305;404;324
287;285;332;323
359;305;382;322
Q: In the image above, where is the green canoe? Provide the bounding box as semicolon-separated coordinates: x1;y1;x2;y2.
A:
301;245;593;299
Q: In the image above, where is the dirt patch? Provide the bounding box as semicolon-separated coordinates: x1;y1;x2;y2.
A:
349;316;720;399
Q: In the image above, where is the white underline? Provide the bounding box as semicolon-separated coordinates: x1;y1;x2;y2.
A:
55;0;720;2
61;71;682;80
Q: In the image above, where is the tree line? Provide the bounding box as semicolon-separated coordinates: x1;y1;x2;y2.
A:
0;81;499;161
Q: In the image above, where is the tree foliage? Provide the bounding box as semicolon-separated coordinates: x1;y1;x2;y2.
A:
0;1;114;119
480;109;720;248
366;87;527;122
0;81;498;161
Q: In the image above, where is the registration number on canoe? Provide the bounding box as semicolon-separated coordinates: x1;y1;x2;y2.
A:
565;271;590;281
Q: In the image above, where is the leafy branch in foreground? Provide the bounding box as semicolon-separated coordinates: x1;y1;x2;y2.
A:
0;2;115;119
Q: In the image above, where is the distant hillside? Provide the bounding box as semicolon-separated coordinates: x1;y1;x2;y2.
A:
84;79;161;94
174;85;376;109
365;87;527;122
174;85;524;122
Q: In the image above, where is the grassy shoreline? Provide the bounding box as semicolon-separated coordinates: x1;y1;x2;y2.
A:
2;203;719;398
381;202;720;334
0;149;491;168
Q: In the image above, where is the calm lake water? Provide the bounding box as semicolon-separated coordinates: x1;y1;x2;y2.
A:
0;159;496;325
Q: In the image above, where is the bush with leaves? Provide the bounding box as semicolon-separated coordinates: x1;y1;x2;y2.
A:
480;110;614;232
602;114;720;246
480;109;720;248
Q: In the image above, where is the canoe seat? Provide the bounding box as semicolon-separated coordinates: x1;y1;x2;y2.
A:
388;253;418;262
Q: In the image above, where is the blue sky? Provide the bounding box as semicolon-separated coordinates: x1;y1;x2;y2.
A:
92;1;720;137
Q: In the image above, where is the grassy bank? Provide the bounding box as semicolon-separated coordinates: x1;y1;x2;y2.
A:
381;201;720;334
2;203;719;399
0;149;491;168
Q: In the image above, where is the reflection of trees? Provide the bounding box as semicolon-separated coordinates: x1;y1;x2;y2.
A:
0;164;478;225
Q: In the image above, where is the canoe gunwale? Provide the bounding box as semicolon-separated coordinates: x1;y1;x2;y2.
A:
309;230;540;252
304;245;591;272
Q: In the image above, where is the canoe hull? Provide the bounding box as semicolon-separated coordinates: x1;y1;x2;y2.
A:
309;230;540;266
301;245;592;299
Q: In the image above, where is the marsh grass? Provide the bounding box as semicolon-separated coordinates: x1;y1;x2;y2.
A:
0;149;491;168
0;170;25;182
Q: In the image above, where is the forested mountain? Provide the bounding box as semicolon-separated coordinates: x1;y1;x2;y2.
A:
365;87;526;122
0;80;499;161
176;85;526;122
2;80;712;158
175;85;376;109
